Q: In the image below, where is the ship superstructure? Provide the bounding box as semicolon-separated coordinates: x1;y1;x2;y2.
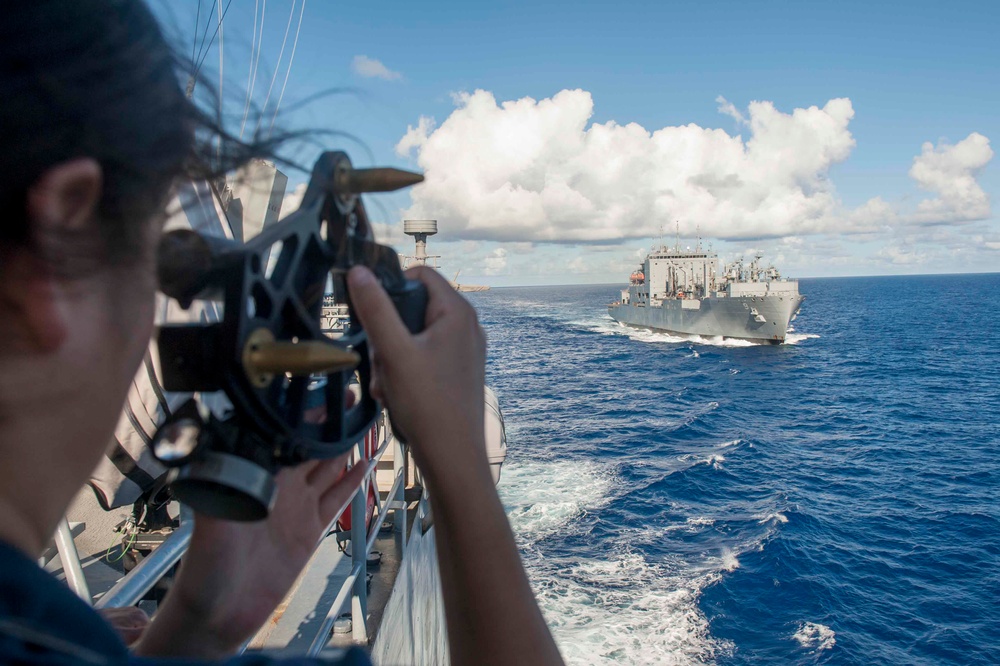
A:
609;240;804;344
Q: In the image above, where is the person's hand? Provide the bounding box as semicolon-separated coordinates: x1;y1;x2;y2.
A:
134;452;366;657
98;606;149;647
349;266;566;666
347;265;489;483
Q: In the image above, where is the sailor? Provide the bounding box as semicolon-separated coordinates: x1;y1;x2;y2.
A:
0;2;563;665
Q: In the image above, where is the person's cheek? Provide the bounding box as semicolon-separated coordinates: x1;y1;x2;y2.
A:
109;263;158;381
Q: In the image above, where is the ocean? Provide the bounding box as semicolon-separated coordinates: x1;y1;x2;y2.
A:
468;274;1000;665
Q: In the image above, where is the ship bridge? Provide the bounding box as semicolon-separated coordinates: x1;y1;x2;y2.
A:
639;245;720;305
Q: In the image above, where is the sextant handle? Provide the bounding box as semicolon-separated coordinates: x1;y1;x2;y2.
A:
379;277;428;444
387;278;428;335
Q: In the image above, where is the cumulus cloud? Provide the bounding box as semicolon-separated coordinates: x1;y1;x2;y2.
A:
397;89;859;242
908;133;993;225
351;55;402;81
397;89;993;245
396;116;435;156
483;247;508;275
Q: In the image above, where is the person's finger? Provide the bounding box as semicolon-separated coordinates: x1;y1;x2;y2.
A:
305;449;352;487
318;461;368;523
286;459;323;483
347;266;412;356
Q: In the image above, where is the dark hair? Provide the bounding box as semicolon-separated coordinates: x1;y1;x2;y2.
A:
0;0;282;271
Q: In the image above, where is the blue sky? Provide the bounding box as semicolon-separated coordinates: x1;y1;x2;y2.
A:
153;0;999;284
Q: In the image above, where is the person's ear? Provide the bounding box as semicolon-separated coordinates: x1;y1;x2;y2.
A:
0;159;103;353
26;158;102;235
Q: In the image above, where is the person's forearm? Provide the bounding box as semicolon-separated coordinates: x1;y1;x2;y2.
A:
424;444;564;666
131;592;236;659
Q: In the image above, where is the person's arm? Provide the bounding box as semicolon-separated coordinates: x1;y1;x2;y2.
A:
133;452;366;658
347;265;564;666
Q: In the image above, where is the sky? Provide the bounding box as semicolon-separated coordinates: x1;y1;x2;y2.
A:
152;0;1000;285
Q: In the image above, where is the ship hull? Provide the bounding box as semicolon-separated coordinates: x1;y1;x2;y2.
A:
608;294;804;344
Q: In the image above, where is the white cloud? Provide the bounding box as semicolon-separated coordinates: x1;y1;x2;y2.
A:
568;256;588;273
908;132;993;225
716;95;747;126
396;116;435;156
396;89;993;246
483;247;508;275
397;89;861;242
351;55;402;81
876;240;927;265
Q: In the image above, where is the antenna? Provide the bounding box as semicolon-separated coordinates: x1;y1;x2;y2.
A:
403;219;439;268
675;221;680;252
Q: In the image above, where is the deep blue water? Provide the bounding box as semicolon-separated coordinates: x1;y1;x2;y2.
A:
471;274;1000;665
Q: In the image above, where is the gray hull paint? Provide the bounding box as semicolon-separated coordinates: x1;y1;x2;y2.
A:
608;295;804;344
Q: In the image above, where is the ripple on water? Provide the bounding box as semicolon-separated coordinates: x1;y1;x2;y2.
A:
476;279;1000;665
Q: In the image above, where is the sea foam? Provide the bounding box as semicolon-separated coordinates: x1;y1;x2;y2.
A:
526;548;733;665
500;459;614;546
585;317;816;348
785;332;821;345
793;622;837;652
499;458;748;664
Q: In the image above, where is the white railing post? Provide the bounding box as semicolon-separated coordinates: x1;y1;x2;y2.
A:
393;434;407;551
55;518;91;603
350;443;368;644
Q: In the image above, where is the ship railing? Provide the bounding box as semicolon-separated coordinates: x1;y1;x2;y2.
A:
58;412;410;653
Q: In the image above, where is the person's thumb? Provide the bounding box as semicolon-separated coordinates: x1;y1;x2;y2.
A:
347;266;412;358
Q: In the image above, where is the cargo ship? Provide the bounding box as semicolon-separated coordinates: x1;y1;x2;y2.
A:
609;241;804;344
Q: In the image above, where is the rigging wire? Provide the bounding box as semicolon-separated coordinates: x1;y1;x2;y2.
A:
186;0;215;97
217;0;224;168
268;0;307;136
240;0;260;138
191;0;234;86
192;0;203;63
240;0;268;138
192;0;217;69
253;0;296;139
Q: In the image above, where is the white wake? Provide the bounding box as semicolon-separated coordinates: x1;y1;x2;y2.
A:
793;622;836;652
580;317;819;348
498;459;753;664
